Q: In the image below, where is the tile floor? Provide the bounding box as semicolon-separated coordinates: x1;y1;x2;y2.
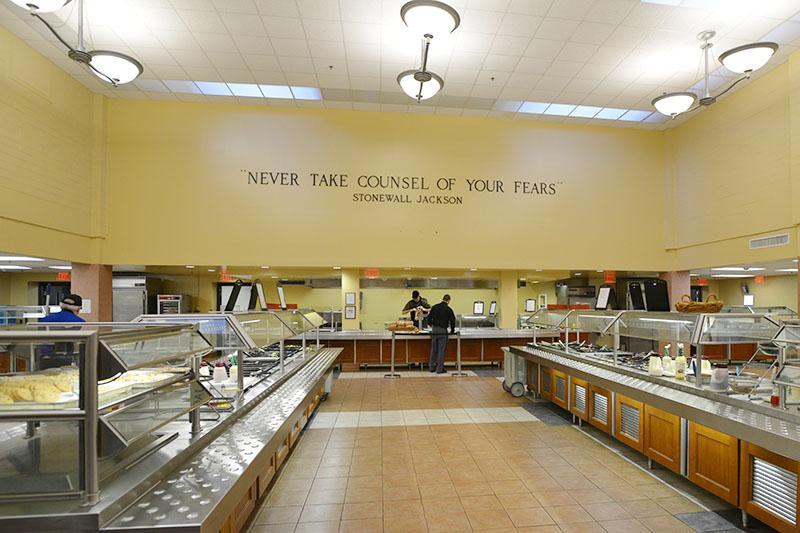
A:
245;371;764;533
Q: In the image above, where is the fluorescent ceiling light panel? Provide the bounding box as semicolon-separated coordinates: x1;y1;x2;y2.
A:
163;80;201;94
290;86;322;100
49;266;72;270
595;107;627;120
619;110;652;122
134;79;169;92
543;103;576;116
259;84;293;99
712;274;754;278
640;0;681;5
776;268;798;272
570;106;602;118
0;256;43;261
518;101;549;114
0;265;31;270
228;83;263;97
196;81;233;96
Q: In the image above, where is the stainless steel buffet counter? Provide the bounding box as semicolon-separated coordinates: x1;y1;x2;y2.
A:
311;328;556;340
511;344;800;461
0;345;341;532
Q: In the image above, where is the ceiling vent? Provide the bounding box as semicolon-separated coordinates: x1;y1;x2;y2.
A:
749;233;790;250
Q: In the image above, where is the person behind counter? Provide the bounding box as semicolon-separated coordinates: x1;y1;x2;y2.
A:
39;294;86;323
401;290;430;326
428;294;456;374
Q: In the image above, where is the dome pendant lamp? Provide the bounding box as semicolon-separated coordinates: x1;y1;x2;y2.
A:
652;30;778;119
397;1;460;102
11;0;143;86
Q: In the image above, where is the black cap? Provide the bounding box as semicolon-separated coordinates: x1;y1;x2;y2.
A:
62;294;83;307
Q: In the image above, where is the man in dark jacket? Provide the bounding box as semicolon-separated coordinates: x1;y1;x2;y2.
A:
427;294;456;374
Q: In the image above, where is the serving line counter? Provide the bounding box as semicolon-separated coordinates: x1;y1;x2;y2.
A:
316;328;560;368
0;320;341;532
509;310;800;533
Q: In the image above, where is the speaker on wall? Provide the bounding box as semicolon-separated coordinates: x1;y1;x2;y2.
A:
518;280;527;288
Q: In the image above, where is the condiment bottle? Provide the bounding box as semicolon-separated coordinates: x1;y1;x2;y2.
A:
771;384;780;407
212;361;228;383
675;356;686;380
710;364;729;392
199;361;211;377
648;356;663;376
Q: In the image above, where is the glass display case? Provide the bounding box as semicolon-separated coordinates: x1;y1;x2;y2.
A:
458;314;499;329
0;324;212;504
722;305;797;322
0;305;51;326
765;323;800;409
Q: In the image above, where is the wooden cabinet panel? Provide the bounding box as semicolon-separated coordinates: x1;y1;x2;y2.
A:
380;340;393;364
614;394;644;453
688;423;739;505
355;340;381;363
588;384;612;435
257;455;277;499
643;405;681;474
740;442;800;533
232;479;258;533
481;339;507;362
526;362;539;395
540;366;553;401
459;339;482;362
551;369;568;409
570;377;589;421
328;340;354;364
406;339;429;363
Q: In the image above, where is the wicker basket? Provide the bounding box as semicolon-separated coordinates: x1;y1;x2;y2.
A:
675;294;723;313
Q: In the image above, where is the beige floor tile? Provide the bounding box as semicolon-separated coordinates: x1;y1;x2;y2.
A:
273;478;313;492
383;484;421;501
253;505;302;525
545;505;595;524
489;479;528;494
345;485;383;503
496;491;541;510
384;514;428;533
246;523;295;533
639;514;694;532
293;521;339;533
316;465;350;478
653;495;704;515
531;489;577;507
582;502;633;522
515;526;561;533
311;477;348;491
506;507;555;527
465;508;514;530
298;504;343;523
425;510;472;533
600;518;651;532
266;489;309;507
418;481;457;499
347;475;382;488
342;501;383;520
620;500;669;518
339;518;383;533
383;498;424;519
454;481;494;496
307;488;346;505
558;522;607;533
571;488;613;504
460;494;504;510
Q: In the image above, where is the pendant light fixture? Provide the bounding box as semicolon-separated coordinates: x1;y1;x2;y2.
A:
652;30;777;119
397;1;459;102
10;0;143;86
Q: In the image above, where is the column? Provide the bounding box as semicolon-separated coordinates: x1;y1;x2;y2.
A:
70;263;113;322
660;271;691;311
341;268;360;330
498;270;519;329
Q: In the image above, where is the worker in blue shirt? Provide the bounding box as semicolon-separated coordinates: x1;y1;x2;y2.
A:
39;294;86;323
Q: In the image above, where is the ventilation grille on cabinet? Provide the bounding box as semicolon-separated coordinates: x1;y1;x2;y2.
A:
574;384;587;412
555;376;566;400
752;457;797;525
620;403;640;440
749;233;789;250
542;374;551;393
592;392;608;424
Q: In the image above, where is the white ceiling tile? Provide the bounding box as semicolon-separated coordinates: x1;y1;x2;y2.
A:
217;68;255;82
314;58;348;73
155;30;201;50
142;8;188;32
348;60;381;76
515;57;551;74
342;22;381;44
535;75;570;91
590;45;631;65
250;69;286;83
243;54;281;70
507;72;541;88
455;32;496;53
183;67;222;81
340;0;382;23
728;17;784;41
468;0;510;11
170;0;215;10
207;51;248;69
564;77;597;92
317;74;351;88
284;72;319;85
297;0;341;20
507;0;552;16
148;64;190;79
535;18;580;40
441;82;474;96
303;19;344;41
309;40;347;59
445;68;480;84
262;16;305;38
253;0;299;16
271;38;311;56
178;10;227;33
523;38;565;59
212;0;258;14
448;51;487;68
489;35;531;55
460;10;505;33
220;12;266;36
194;32;239;52
482;54;519;71
546;0;596;21
545;60;583;77
604;25;649;48
136;47;179;66
622;4;673;29
556;42;599;61
345;41;381;61
498;14;542;37
279;56;316;73
572;21;616;45
349;76;381;89
233;35;273;53
499;86;531;98
576;62;615;80
471;84;503;97
169;49;212;67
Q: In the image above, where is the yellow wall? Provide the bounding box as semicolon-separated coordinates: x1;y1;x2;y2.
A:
0;25;104;263
0;272;60;305
103;99;667;271
715;276;797;310
665;52;800;270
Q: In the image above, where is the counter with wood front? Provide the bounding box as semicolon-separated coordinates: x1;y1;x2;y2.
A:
310;328;559;369
511;344;800;533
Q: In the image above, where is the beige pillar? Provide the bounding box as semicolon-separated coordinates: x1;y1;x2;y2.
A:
498;270;519;329
341;268;360;330
70;263;112;322
660;271;691;311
